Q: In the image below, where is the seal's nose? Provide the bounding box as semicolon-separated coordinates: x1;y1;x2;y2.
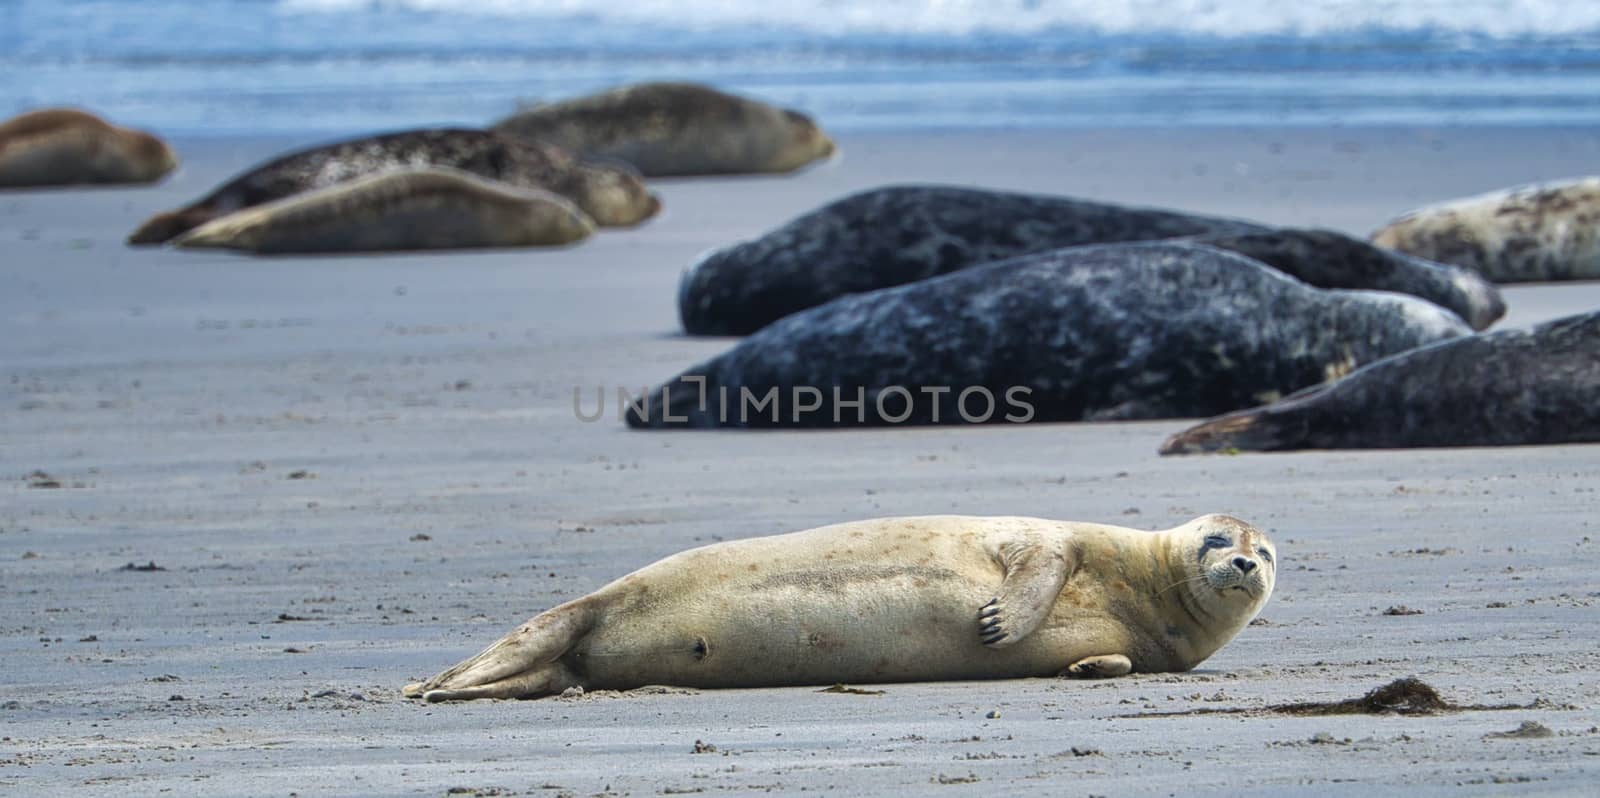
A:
1232;556;1256;574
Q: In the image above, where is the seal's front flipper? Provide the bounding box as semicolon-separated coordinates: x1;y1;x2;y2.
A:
978;536;1074;649
1062;654;1132;678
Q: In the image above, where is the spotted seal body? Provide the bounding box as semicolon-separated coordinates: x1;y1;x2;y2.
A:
405;513;1275;702
1161;310;1600;454
0;108;176;188
128;128;655;244
634;243;1471;429
492;82;835;177
1371;178;1600;282
678;185;1259;335
1195;229;1503;330
173;167;593;254
678;185;1501;335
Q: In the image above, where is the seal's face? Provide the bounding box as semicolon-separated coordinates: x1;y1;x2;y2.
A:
580;167;660;226
125;130;179;182
781;109;836;166
1187;515;1276;608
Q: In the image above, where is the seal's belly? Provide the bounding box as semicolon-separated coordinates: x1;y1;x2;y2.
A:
572;566;1118;689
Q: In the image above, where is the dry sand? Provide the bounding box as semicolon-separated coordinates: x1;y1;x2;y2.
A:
3;127;1599;796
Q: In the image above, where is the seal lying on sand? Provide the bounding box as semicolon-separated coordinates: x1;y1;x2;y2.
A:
1371;178;1600;282
1161;310;1600;454
405;513;1276;702
129;128;655;244
632;243;1470;429
0;108;177;188
678;185;1257;335
173;167;593;254
678;185;1502;335
493;82;835;177
1196;228;1503;330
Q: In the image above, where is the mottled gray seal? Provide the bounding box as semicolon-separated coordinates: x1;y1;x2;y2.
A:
1196;228;1504;330
492;82;835;177
631;243;1471;429
0;108;176;188
1161;310;1600;454
405;513;1276;701
128;128;655;244
1372;178;1600;282
173;167;593;254
678;185;1503;335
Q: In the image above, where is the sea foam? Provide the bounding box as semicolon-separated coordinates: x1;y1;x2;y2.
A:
276;0;1600;39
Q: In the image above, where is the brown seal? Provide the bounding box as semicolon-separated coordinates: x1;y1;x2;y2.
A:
0;108;176;188
128;128;655;245
493;82;835;177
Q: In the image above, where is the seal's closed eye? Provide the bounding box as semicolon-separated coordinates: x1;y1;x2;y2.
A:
1198;534;1231;557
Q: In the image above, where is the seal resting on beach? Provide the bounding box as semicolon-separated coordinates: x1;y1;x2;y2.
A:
492;81;836;177
678;185;1256;335
1161;309;1600;454
0;108;177;188
1195;228;1503;330
678;185;1502;335
1371;178;1600;282
633;242;1471;429
405;513;1276;702
128;128;655;244
173;167;593;254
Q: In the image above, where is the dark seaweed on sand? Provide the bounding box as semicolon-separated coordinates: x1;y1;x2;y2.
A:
1125;677;1530;718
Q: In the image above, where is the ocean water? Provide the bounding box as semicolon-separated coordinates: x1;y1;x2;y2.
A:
5;0;1600;136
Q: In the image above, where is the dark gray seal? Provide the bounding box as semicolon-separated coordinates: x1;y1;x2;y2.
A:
1161;310;1600;454
677;185;1503;336
492;82;835;177
127;128;656;244
1195;229;1504;330
628;243;1471;429
0;108;176;188
1372;178;1600;282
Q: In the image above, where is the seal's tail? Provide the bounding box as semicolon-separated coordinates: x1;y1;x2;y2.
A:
404;598;599;702
624;376;723;429
127;207;208;245
1160;404;1314;456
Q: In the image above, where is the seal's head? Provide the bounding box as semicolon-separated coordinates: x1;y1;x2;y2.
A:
776;109;836;171
97;127;179;184
1173;514;1276;621
126;129;179;181
569;161;660;227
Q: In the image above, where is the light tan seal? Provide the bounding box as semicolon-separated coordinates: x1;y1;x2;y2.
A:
405;513;1276;702
0;108;177;188
174;166;593;254
492;81;836;177
1371;177;1600;282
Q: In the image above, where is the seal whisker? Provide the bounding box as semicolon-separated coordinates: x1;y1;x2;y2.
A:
1157;575;1209;596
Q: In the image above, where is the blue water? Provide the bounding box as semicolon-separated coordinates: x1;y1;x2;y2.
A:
5;0;1600;136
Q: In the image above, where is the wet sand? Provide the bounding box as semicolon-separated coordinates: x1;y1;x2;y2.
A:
3;127;1599;795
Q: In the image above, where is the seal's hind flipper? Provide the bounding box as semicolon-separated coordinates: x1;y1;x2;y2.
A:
415;666;578;702
1062;653;1132;678
978;536;1075;648
405;598;597;701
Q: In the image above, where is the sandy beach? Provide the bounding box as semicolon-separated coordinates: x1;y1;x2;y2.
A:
4;126;1600;795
